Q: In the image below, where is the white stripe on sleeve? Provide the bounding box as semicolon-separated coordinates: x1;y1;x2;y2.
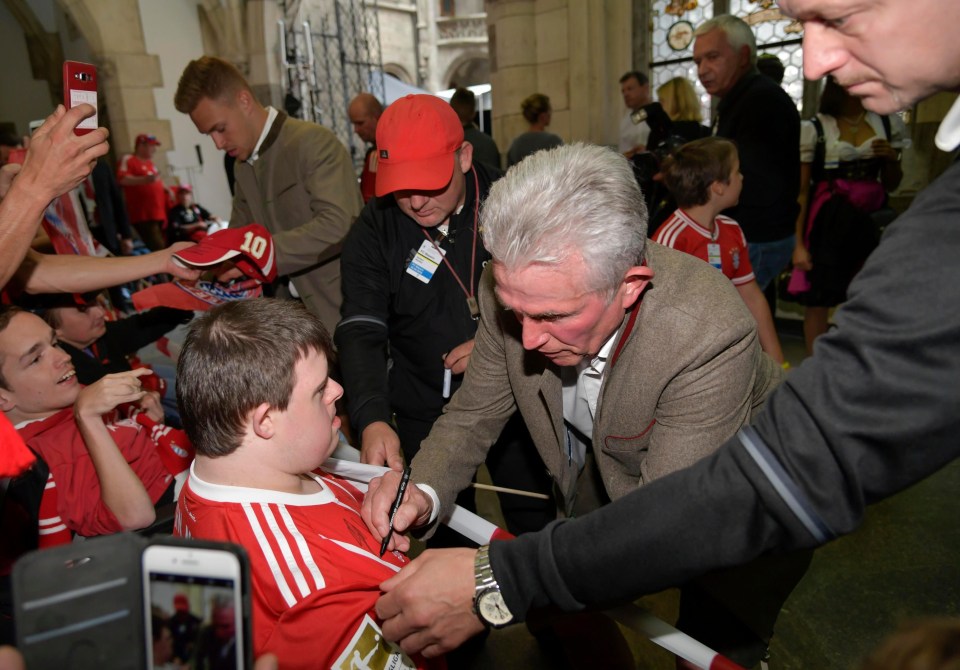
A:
243;502;298;607
276;505;326;590
259;504;312;598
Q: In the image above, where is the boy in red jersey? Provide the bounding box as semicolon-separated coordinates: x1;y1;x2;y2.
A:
174;298;442;669
654;137;784;363
0;306;179;542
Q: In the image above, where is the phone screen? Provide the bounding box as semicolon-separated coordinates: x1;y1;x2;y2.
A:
143;545;245;670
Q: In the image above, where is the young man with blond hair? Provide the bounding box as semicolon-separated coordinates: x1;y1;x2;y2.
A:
175;57;362;332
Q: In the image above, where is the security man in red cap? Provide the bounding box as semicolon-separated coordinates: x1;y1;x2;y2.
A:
335;94;553;538
117;133;168;251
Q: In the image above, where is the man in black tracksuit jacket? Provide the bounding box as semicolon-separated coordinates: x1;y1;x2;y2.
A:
335;94;552;535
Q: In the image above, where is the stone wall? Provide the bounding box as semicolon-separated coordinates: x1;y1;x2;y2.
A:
486;0;632;152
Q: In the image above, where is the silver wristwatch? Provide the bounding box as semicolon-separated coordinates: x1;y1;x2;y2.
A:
473;544;514;628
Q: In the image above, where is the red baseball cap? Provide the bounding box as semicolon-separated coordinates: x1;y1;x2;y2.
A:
173;594;189;612
136;133;161;146
173;223;277;283
176;184;193;193
374;94;464;197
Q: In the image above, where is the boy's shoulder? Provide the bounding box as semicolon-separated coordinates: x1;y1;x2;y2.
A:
651;208;690;243
174;469;402;576
176;469;366;533
715;214;749;243
715;213;744;229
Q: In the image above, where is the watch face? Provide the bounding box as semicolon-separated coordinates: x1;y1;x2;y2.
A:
477;589;513;627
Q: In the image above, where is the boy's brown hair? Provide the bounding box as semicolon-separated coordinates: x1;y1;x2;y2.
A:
176;299;335;458
661;137;738;208
174;56;252;114
0;305;24;390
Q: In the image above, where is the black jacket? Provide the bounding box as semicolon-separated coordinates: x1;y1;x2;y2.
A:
715;71;800;242
90;160;133;254
335;163;499;434
63;308;193;384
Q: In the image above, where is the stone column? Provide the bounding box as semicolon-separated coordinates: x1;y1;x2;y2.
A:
486;0;633;152
62;0;170;160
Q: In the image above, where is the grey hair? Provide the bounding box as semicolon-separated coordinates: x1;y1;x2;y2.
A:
695;14;757;66
481;143;647;296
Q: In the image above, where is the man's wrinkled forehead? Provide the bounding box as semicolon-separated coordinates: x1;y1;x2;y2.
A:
776;0;841;19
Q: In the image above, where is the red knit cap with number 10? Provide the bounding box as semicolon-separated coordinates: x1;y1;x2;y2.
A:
374;94;465;197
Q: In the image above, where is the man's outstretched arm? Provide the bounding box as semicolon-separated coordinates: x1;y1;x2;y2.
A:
376;165;960;654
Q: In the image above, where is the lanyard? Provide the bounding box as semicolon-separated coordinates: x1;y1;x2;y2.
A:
421;166;482;319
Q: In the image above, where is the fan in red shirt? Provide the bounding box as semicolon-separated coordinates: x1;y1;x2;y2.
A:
118;133;168;250
174;298;444;670
0;306;189;545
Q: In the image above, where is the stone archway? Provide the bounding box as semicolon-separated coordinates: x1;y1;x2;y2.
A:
383;63;413;85
443;52;489;89
55;0;168;158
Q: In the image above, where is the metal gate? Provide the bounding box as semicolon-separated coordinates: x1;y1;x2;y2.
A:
278;0;385;167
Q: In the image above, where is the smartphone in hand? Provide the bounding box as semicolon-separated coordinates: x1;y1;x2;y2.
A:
63;60;98;135
13;534;252;669
142;540;251;670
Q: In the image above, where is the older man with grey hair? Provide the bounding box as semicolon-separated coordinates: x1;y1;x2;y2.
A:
369;0;960;664
363;143;791;663
693;14;800;291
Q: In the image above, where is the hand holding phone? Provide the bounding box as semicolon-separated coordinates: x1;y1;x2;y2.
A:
63;60;98;136
16;104;109;203
13;534;252;670
143;541;250;670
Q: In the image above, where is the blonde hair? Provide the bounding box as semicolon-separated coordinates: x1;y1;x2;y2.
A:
657;77;703;123
520;93;551;124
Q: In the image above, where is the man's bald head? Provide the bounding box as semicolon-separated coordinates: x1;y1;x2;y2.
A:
348;93;383;144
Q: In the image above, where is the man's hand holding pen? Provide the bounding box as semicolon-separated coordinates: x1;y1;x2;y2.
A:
361;468;435;554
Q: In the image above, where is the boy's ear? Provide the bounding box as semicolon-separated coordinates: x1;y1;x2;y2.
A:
0;387;16;413
710;180;726;197
250;403;276;440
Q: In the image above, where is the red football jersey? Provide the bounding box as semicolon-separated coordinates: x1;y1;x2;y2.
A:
117;154;167;223
17;408;173;537
653;209;755;286
175;466;444;670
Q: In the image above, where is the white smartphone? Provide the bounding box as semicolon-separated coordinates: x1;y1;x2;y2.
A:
142;543;247;670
